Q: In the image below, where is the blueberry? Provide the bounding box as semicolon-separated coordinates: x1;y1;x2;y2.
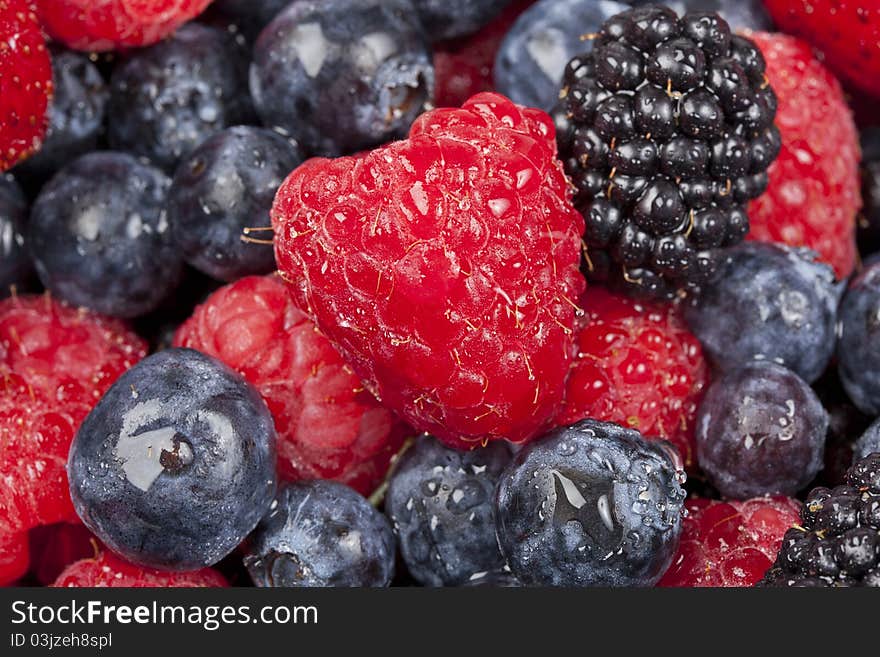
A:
250;0;433;157
168;126;304;282
28;152;182;318
109;24;254;172
685;242;842;384
13;48;108;185
463;570;522;587
0;175;31;297
854;419;880;462
838;258;880;415
68;348;277;570
495;419;685;587
495;0;630;111
696;361;828;499
244;480;395;587
412;0;513;41
626;0;773;31
385;436;510;587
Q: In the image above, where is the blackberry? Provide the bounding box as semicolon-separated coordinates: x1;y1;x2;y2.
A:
760;453;880;587
555;6;779;299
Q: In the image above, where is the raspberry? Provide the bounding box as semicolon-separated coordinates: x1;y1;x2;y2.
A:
271;93;585;449
745;32;861;280
0;530;28;585
659;496;800;587
29;522;96;585
52;550;228;588
174;275;409;495
0;0;52;171
36;0;213;51
0;295;146;539
433;0;533;108
558;285;708;468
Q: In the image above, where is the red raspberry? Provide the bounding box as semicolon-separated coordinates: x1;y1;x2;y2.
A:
434;0;534;108
765;0;880;99
558;286;708;469
36;0;212;51
0;0;52;171
271;93;585;449
52;550;227;587
30;522;97;585
0;530;28;585
0;295;146;539
746;31;861;280
174;275;409;495
659;496;801;587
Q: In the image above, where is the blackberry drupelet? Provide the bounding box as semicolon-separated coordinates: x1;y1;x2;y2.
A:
760;453;880;587
555;5;779;298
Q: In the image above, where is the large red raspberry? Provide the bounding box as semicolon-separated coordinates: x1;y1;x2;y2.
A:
0;0;52;171
52;550;227;587
659;496;801;587
746;32;861;280
0;530;28;585
174;275;409;495
0;295;146;540
36;0;212;51
272;93;585;449
558;286;708;469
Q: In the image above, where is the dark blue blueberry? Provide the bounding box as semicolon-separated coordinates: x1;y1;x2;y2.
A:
385;436;510;587
244;480;395;587
462;570;522;587
68;348;277;570
696;361;828;499
0;175;31;297
838;258;880;416
13;48;108;184
854;418;880;462
685;242;842;384
859;127;880;257
28;152;182;318
412;0;513;41
495;419;685;587
627;0;773;31
168;126;304;282
495;0;630;111
201;0;291;42
109;24;254;172
250;0;433;158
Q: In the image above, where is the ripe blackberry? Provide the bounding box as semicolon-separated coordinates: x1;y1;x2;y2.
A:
760;453;880;587
555;6;779;299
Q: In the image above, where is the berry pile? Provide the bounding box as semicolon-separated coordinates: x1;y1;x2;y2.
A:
1;0;878;590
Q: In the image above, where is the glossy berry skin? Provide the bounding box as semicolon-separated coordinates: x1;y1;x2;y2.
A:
271;93;585;449
0;0;52;172
761;453;880;587
746;32;860;280
463;570;522;587
495;419;686;587
837;259;880;416
174;275;409;496
855;418;880;462
684;242;841;384
412;0;513;41
0;295;146;546
68;348;277;571
764;0;880;99
53;550;228;588
13;49;108;184
495;0;630;111
0;531;28;586
168;127;304;282
557;7;778;299
250;0;434;158
560;285;707;469
244;480;395;587
28;152;182;319
628;0;771;31
37;0;213;51
659;496;800;587
0;175;30;296
696;361;828;500
385;436;510;586
109;24;253;172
